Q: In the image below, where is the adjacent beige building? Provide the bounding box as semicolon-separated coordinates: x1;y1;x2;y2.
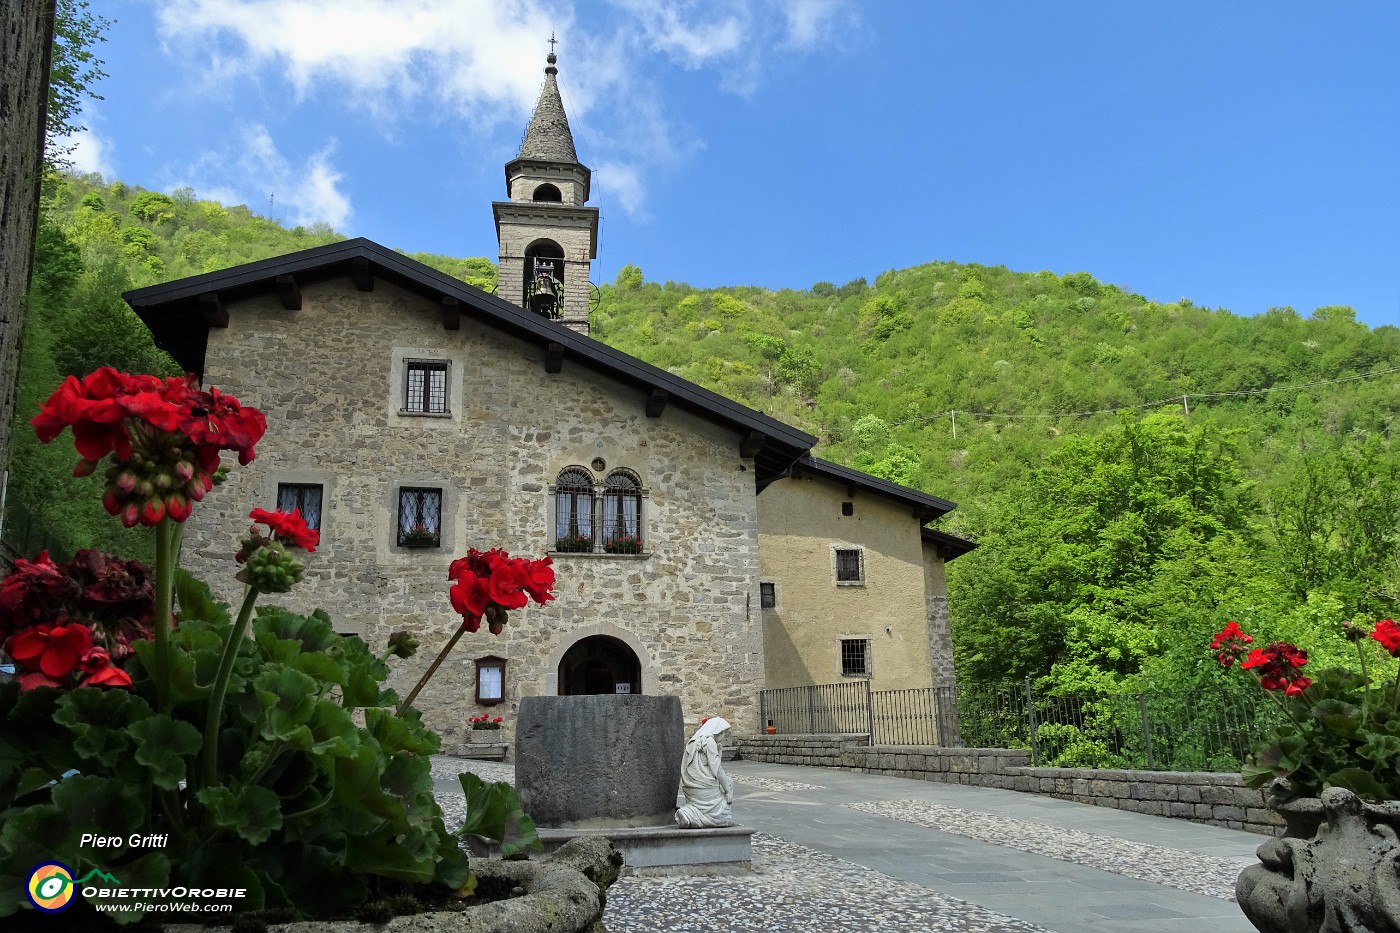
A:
125;51;974;749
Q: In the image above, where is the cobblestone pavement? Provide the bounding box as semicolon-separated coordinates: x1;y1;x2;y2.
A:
846;800;1250;900
430;756;1262;932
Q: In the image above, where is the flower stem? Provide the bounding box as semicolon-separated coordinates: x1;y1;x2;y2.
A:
396;626;466;716
152;518;175;712
202;585;261;785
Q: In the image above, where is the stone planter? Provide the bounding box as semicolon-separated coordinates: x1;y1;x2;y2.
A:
168;837;622;933
1236;786;1400;932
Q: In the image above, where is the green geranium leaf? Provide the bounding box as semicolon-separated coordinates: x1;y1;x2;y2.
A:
130;715;202;790
254;668;318;739
54;688;152;769
1325;767;1393;802
283;700;359;759
134;639;212;704
0;803;73;867
253;606;337;654
51;775;143;846
196;784;283;844
459;772;542;857
1357;734;1400;768
290;651;347;686
1241;759;1276;789
257;842;365;917
1311;698;1363;737
365;707;440;757
85;851;170;926
175;568;231;627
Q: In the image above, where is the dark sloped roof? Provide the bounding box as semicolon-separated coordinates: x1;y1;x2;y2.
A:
921;527;979;562
122;238;816;488
795;456;958;522
519;66;578;163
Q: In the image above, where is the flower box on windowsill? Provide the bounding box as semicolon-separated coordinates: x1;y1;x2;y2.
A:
400;529;441;548
603;536;644;555
554;536;594;554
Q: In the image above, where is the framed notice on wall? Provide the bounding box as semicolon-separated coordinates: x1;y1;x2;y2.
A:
475;656;506;705
614;683;631;694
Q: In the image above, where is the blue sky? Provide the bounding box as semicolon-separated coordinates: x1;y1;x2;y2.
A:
73;2;1400;329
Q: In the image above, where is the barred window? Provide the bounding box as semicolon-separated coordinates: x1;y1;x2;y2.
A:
835;548;864;583
601;471;642;554
397;487;442;547
554;468;594;552
841;639;870;677
404;360;449;413
276;483;323;532
759;582;776;609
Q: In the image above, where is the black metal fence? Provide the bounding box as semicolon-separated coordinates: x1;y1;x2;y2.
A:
758;678;1281;772
1;499;68;570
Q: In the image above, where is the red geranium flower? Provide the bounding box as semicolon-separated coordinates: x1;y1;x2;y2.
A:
7;622;94;679
1372;619;1400;657
249;507;319;551
1209;621;1254;667
1242;641;1309;693
78;648;133;688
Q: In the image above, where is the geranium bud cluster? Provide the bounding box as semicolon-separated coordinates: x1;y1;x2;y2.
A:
447;548;555;634
387;630;420;659
99;435;214;528
31;367;266;528
235;508;318;594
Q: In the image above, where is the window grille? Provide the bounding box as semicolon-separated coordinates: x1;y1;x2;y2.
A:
841;639;870;677
835;548;864;583
554;468;594;552
601;471;642;554
760;582;777;609
276;483;323;532
404;360;449;413
397;487;442;546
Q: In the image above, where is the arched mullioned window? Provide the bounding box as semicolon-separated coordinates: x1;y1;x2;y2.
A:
601;470;643;554
554;468;594;553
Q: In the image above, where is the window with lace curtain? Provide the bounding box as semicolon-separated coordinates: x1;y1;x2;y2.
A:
397;487;442;547
553;468;594;553
601;470;643;554
276;483;323;532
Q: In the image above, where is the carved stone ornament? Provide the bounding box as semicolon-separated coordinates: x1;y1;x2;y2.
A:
1237;784;1400;932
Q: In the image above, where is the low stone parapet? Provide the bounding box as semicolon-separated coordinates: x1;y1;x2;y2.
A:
735;733;1281;835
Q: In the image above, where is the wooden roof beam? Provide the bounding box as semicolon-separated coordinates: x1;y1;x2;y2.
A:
441;295;460;330
645;388;668;418
198;293;228;327
545;342;565;374
275;274;301;310
351;256;374;292
740;431;766;459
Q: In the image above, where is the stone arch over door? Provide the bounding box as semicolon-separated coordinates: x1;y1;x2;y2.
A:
545;623;658;696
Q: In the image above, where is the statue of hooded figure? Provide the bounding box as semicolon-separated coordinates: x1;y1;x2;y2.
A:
675;717;736;829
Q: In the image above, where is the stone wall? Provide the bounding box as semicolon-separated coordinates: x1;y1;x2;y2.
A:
733;734;1283;835
188;278;766;748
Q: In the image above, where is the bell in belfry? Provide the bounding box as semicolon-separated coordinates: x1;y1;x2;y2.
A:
530;261;560;317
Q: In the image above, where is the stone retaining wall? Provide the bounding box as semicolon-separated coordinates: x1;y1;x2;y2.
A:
734;734;1283;835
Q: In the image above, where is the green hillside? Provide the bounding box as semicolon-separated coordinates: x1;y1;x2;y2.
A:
12;172;1398;697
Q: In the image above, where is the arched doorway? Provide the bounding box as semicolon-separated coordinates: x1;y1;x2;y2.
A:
558;635;641;696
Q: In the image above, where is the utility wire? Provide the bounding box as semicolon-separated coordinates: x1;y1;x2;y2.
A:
873;365;1400;431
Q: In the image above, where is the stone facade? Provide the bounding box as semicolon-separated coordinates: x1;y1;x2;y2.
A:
183;278;766;748
757;472;948;691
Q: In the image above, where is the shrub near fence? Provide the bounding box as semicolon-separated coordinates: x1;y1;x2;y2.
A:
759;678;1281;773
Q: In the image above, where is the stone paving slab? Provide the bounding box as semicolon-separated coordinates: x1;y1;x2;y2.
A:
431;756;1263;933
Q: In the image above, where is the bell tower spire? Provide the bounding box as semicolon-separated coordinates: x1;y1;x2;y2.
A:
492;41;599;335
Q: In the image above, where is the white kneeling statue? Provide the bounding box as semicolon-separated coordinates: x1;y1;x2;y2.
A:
675;717;735;829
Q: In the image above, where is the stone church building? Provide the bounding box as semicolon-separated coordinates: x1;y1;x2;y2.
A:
126;52;974;747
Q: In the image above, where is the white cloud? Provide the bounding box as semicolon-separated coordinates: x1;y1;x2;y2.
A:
54;104;116;178
154;0;856;215
182;125;352;229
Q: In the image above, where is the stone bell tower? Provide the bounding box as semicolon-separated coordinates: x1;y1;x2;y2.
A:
492;43;599;335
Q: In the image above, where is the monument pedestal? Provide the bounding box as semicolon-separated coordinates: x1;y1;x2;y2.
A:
536;824;754;876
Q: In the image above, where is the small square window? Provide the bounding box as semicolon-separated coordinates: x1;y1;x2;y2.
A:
276;483;323;532
404;360;449;414
841;501;854;517
759;582;777;609
398;487;442;547
835;548;864;583
841;639;870;677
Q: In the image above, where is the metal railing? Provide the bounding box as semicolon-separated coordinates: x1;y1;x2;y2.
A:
1;499;69;570
758;677;1281;772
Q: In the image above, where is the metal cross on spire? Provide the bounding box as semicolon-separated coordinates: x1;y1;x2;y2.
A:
548;32;557;54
